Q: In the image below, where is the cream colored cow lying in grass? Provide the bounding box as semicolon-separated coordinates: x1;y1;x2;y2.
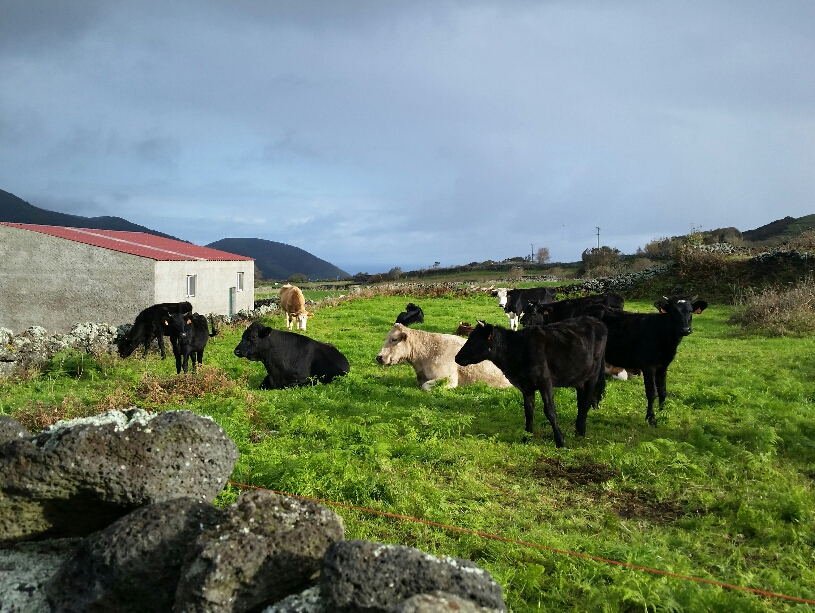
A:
376;323;511;390
279;284;313;331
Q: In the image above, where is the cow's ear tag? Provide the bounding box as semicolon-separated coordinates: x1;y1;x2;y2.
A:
693;307;702;314
163;320;168;325
488;332;494;340
186;318;192;324
658;307;667;314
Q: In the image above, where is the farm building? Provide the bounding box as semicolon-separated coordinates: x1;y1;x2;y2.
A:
0;223;254;333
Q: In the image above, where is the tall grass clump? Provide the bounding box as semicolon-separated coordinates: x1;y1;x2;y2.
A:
729;275;815;336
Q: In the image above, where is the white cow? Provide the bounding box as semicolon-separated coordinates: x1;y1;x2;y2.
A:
279;284;313;331
376;323;511;390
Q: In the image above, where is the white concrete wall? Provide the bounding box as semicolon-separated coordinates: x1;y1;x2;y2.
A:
0;225;156;333
154;260;254;316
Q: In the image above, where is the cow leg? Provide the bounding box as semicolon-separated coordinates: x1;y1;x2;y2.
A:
656;367;668;410
174;351;182;374
190;351;197;373
157;330;166;359
642;366;658;427
539;386;565;448
142;337;150;359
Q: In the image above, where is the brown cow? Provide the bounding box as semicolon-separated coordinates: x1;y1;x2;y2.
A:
279;284;313;331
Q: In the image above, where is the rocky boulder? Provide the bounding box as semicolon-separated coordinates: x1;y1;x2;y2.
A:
320;540;506;613
45;498;225;613
0;408;239;542
174;489;345;613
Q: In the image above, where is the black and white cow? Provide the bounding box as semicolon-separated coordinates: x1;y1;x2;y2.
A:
503;287;557;330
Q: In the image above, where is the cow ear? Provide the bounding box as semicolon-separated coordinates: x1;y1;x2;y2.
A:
692;300;708;314
259;326;273;338
654;299;668;313
307;312;314;318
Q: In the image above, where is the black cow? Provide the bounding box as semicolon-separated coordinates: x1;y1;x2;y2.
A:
234;321;350;389
118;301;193;359
520;293;625;327
455;317;607;448
395;303;424;326
503;287;557;330
593;295;707;427
162;312;218;374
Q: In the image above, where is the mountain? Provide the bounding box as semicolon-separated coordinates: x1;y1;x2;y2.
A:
0;189;182;240
206;238;350;281
742;215;815;244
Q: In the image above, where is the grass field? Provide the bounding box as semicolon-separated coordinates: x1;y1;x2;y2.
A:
2;293;814;612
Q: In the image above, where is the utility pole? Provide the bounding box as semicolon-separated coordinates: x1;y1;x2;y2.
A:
596;227;601;249
531;244;534;262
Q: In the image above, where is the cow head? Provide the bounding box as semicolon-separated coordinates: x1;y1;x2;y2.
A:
163;312;193;341
376;324;410;365
653;295;708;336
234;321;274;360
455;320;494;366
495;288;508;308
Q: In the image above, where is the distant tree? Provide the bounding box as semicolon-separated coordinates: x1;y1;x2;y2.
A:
253;263;263;281
581;245;620;271
288;273;308;283
509;266;525;279
353;272;370;283
388;267;402;280
536;247;550;265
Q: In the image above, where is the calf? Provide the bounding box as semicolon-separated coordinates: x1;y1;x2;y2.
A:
376;323;510;390
504;287;557;331
454;321;475;336
234;321;349;389
455;318;607;448
594;295;707;426
395;302;424;326
118;301;193;359
520;293;625;327
279;284;313;331
163;312;218;374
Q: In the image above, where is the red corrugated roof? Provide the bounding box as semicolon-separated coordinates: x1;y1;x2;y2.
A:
0;223;253;262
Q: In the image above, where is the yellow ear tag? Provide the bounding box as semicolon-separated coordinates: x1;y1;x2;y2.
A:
186;318;192;324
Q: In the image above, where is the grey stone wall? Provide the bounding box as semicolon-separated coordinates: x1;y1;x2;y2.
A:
0;225;156;333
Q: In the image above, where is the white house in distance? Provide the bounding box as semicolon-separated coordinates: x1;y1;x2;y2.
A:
0;222;254;333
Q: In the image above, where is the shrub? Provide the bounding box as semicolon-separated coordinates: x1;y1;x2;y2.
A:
631;257;655;272
288;273;308;283
785;230;815;252
728;275;815;336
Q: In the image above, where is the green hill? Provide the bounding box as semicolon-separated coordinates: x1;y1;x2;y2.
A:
0;188;181;240
206;238;350;281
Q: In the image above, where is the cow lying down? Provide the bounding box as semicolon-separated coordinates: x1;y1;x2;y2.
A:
376;323;511;390
234;321;350;389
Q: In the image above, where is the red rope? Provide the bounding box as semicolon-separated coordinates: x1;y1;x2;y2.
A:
227;480;815;606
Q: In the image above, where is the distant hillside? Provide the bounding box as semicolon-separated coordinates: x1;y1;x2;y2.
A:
742;215;815;244
206;238;350;281
0;189;182;241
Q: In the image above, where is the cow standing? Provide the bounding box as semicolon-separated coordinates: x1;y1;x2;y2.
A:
376;324;510;390
520;293;625;327
162;312;218;374
234;321;349;389
279;284;313;331
118;301;193;359
455;318;607;448
503;287;557;331
594;295;707;427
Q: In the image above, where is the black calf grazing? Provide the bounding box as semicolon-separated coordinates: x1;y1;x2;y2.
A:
455;317;607;448
118;301;193;359
163;312;218;374
395;302;424;326
234;321;350;389
595;295;707;426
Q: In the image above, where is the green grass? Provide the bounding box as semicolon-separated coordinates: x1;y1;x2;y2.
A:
2;294;814;612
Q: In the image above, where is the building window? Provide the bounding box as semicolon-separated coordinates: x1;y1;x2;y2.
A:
186;275;196;297
237;272;244;292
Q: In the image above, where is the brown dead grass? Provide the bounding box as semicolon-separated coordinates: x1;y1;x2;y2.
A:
728;275;815;336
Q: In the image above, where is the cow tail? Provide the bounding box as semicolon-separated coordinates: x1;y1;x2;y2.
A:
209;316;219;337
592;356;606;410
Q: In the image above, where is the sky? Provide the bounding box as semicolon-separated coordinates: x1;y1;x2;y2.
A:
1;1;813;275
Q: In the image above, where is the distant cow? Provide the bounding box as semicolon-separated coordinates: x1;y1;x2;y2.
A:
395;303;424;326
504;287;557;330
279;284;313;331
234;321;349;389
594;295;707;426
454;322;475;336
520;293;625;327
455;318;607;448
376;323;511;390
162;312;218;374
118;301;193;359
